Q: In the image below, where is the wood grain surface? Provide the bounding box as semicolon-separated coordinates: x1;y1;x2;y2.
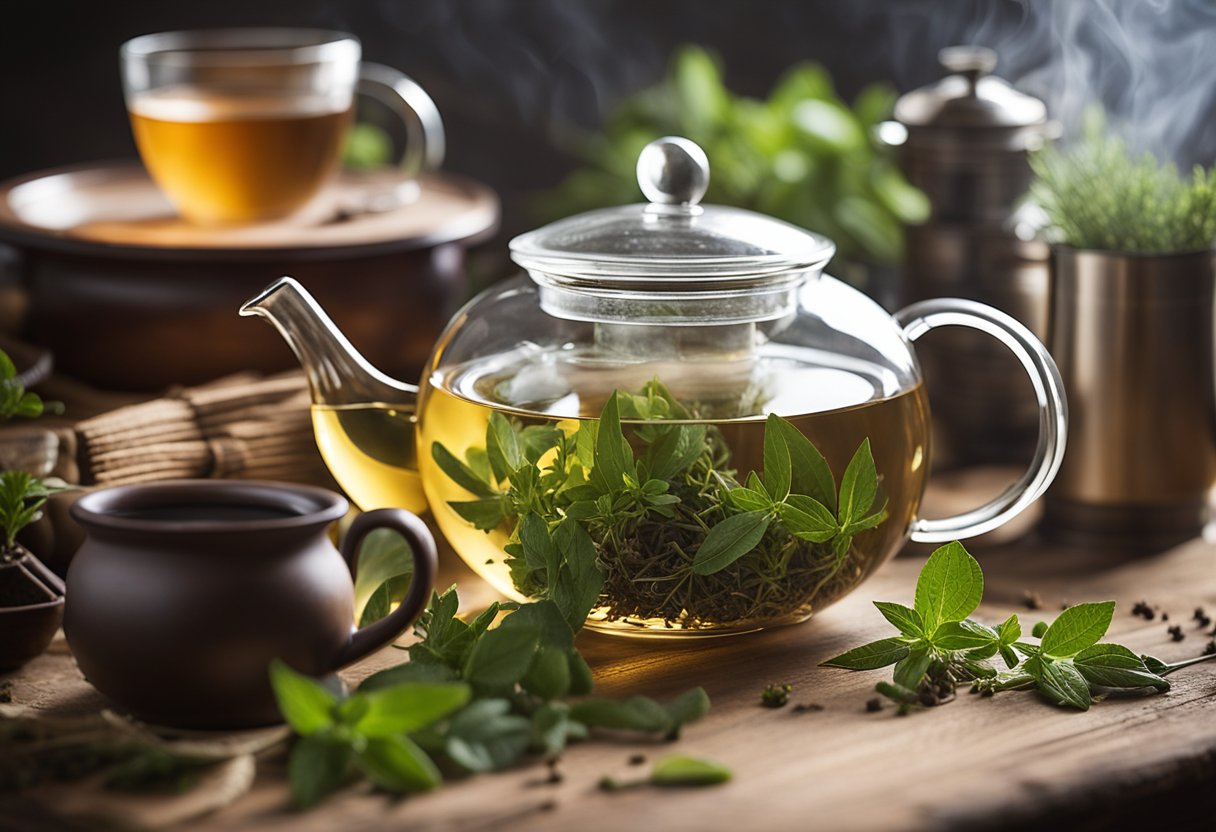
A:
5;527;1215;832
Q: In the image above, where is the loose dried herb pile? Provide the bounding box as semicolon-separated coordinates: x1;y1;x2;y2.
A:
433;380;887;630
823;542;1216;713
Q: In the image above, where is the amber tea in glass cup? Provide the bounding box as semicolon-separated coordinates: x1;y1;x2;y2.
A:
121;29;444;225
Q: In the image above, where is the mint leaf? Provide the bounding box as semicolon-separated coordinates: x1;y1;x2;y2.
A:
727;487;774;513
570;696;672;733
1035;658;1092;710
520;646;572;700
1074;644;1170;691
353;683;472;737
431;442;497;497
820;636;910;670
568;650;594;695
450;497;509;530
444;699;532;772
359;661;459;692
872;601;924;638
664;687;711;732
353;529;415;625
289;732;352;808
892;645;932;690
837;438;878;526
779;496;838;542
646;423;707;480
500;600;576;651
518;513;559;575
912;541;983;634
692;510;772;575
270;659;336;735
650;755;731;787
462;625;539;689
772;417;836;511
932;620;998;652
552;517;605;629
485;412;523;482
591;394;635;493
1040;601;1115;659
357;735;442;793
762;413;792;502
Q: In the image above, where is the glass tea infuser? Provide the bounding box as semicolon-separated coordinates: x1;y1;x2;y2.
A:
243;137;1067;637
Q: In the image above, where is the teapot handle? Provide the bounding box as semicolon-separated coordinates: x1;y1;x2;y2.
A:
330;509;438;669
896;299;1068;543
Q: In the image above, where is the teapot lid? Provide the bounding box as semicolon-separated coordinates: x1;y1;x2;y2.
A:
509;137;835;286
894;46;1048;131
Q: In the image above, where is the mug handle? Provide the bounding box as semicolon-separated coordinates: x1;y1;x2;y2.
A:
331;509;438;669
896;298;1068;543
355;63;446;203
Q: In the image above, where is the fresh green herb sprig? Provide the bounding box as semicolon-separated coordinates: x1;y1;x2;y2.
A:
271;585;711;809
433;380;886;629
0;349;60;422
0;470;71;558
1030;109;1216;254
539;45;928;265
822;542;1216;712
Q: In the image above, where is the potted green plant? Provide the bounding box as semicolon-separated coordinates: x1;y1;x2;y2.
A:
0;470;70;670
1031;112;1216;549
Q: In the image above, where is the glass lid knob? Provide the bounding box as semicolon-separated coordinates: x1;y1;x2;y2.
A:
636;136;710;206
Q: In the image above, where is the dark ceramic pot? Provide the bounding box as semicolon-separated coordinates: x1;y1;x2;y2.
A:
65;480;436;729
0;548;64;671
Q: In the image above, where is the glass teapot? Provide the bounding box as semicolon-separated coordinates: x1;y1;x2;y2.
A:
242;137;1066;638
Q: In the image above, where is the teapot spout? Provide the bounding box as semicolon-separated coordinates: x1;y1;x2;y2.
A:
240;277;417;408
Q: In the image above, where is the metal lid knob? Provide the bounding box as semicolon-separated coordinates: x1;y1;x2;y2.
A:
637;136;710;206
938;46;998;94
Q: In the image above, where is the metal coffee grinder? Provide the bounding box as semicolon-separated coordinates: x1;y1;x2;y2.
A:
885;46;1059;467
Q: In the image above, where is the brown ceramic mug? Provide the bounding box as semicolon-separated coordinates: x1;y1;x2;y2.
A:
65;480;437;729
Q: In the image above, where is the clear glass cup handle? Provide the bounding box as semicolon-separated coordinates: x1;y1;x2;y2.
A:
896;298;1068;543
356;63;446;201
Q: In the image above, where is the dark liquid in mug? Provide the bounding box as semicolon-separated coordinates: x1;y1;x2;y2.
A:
115;504;300;523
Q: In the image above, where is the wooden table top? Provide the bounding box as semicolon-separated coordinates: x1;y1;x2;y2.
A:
4;488;1216;831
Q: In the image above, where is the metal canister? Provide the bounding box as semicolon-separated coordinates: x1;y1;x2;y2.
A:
890;46;1058;466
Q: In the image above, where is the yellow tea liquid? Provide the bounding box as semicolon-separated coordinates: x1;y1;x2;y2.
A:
418;350;931;636
128;86;351;224
311;403;427;514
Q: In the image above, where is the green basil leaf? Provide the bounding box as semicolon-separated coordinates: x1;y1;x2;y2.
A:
650;754;732;787
997;614;1022;646
892;645;932;690
352;529;415;625
1040;601;1116;659
646;423;707;480
462;624;540;689
519;425;564;464
353;682;472;738
837;438;878;526
692;510;772;575
1036;658;1092;711
552;518;605;629
820;636;911;670
762;413;793;502
912;541;984;634
289;731;353;808
591;394;636;494
726;487;774;513
359;661;459;692
518;513;559;575
269;659;337;735
773;417;837;512
999;645;1020;670
872;601;924;638
842;506;889;535
1074;643;1170;691
569;696;672;733
486;412;523;482
779;496;838;543
431;442;497;497
932;619;998;652
357;735;442;793
520;646;572;700
450;497;509;531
